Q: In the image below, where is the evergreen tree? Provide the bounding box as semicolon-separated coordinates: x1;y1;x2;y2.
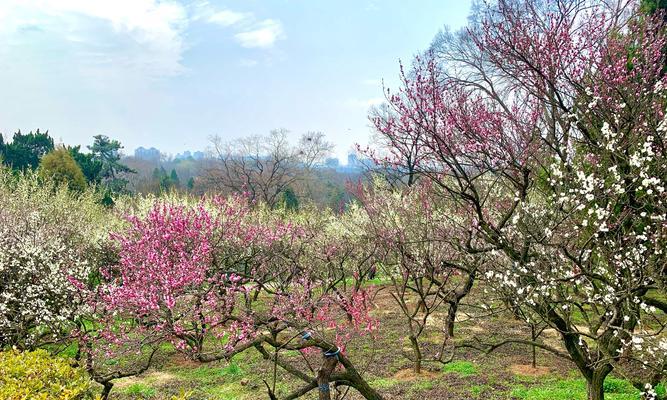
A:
68;145;103;184
169;169;180;188
38;147;87;191
641;0;667;14
279;187;299;211
88;135;135;193
1;130;54;170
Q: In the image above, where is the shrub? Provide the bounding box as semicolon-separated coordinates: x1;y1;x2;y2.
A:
0;349;98;400
39;147;87;192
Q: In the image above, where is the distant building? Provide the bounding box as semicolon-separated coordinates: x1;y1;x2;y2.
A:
325;157;340;168
134;147;161;161
175;150;205;161
323;153;365;173
347;153;359;168
175;151;192;160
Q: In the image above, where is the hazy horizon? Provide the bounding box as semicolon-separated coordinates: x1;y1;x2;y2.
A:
0;0;471;162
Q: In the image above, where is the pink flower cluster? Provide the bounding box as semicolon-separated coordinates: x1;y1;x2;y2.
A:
95;195;377;359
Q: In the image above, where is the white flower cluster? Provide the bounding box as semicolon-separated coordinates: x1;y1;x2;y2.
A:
0;209;92;347
0;169;105;348
480;104;667;381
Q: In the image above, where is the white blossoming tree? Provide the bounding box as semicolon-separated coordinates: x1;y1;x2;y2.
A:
0;167;107;349
375;2;667;399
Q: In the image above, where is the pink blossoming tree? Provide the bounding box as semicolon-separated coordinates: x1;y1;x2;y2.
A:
375;1;667;399
353;180;480;374
91;196;383;400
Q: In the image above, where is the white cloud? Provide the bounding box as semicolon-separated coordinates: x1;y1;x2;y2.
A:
0;0;189;78
0;0;286;82
208;10;251;27
194;2;286;49
234;19;285;48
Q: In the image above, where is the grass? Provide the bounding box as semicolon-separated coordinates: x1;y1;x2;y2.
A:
442;360;478;377
411;380;435;391
199;384;245;399
125;383;156;398
469;384;491;398
221;363;242;377
140;364;245;400
170;362;243;385
370;377;401;389
343;276;392;288
105;283;666;400
510;378;641;400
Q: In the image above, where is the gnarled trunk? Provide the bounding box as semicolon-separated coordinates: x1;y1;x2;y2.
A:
444;269;476;338
586;368;611;400
317;354;339;400
337;353;385;400
101;381;114;400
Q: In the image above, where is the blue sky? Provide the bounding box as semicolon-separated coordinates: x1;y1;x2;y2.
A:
0;0;471;162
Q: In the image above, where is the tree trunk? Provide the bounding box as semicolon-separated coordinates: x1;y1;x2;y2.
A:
409;336;422;374
337;353;385;400
586;369;611;400
586;378;604;400
446;302;457;338
317;354;339;400
349;377;385;400
531;324;537;369
445;269;475;339
101;381;114;400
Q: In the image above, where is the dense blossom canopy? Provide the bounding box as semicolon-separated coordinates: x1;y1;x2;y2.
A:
373;1;667;398
0;168;106;349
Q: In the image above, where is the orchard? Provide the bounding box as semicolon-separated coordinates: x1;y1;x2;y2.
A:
1;1;666;400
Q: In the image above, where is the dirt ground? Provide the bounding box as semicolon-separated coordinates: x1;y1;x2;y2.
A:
109;285;650;400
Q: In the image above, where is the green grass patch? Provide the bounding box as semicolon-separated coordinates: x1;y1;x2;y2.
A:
159;342;175;352
167;363;251;400
442;360;478;377
199;383;245;399
657;383;667;398
280;349;302;358
171;362;243;384
511;378;640;400
221;362;243;377
41;342;79;359
125;383;156;398
58;343;79;359
469;384;492;398
411;380;434;391
342;276;392;288
370;377;401;389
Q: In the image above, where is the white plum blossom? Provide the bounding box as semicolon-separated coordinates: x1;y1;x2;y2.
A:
0;169;106;348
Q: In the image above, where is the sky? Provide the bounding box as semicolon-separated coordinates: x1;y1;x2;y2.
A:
0;0;472;163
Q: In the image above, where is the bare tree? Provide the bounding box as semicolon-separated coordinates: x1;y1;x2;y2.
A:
206;129;332;207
